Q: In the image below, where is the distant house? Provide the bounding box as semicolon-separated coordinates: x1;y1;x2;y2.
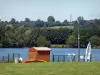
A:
28;47;51;62
68;22;73;25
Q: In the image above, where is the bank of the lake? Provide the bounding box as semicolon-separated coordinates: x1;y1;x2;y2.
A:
51;44;100;48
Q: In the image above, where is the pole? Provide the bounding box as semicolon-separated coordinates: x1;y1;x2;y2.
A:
2;56;4;62
13;53;14;62
58;56;59;62
63;55;65;62
78;28;80;62
52;54;54;62
8;53;9;63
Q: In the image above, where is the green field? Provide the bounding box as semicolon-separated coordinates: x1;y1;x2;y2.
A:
51;44;68;48
0;62;100;75
47;26;74;29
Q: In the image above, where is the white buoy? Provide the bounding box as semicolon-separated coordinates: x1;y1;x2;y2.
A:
72;53;75;56
80;56;84;59
68;53;71;56
18;57;23;63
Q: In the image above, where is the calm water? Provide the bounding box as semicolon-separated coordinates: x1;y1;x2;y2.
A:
0;48;100;61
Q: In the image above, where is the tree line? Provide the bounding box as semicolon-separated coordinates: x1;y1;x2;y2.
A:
0;16;100;48
0;16;100;28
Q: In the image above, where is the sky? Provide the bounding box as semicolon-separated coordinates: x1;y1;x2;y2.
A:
0;0;100;22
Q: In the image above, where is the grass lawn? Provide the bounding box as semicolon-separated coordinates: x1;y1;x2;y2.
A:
0;62;100;75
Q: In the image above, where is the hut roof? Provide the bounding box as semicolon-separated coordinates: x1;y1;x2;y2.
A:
29;47;51;52
33;47;51;51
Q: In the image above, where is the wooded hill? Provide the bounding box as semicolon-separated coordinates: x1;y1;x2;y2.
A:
0;16;100;48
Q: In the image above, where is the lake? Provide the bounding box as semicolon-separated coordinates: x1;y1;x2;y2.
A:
0;48;100;62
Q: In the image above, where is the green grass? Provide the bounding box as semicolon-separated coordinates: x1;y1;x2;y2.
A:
47;26;74;29
0;62;100;75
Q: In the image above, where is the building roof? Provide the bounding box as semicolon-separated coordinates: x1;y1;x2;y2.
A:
33;47;51;51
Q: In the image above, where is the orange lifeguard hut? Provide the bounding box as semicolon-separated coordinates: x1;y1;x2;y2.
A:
25;47;51;62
